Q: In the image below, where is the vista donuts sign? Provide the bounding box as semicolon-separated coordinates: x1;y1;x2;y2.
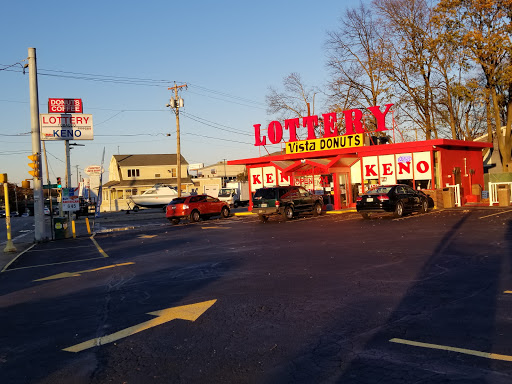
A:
253;104;394;154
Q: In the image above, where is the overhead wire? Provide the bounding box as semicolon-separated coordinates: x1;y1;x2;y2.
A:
0;64;263;145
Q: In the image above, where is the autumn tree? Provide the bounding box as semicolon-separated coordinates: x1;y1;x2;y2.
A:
435;0;512;170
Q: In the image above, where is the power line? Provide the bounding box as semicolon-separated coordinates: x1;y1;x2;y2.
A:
181;132;252;145
181;111;252;137
0;64;266;109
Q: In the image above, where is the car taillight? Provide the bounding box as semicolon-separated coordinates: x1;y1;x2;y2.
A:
275;200;280;207
377;195;389;201
356;196;363;202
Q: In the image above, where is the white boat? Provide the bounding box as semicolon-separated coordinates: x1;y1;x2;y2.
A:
129;184;180;211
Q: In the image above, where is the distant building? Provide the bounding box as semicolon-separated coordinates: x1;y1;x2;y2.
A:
99;154;193;212
192;161;246;197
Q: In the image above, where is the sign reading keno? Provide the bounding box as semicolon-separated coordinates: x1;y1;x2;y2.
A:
48;98;83;113
254;104;393;147
40;114;94;141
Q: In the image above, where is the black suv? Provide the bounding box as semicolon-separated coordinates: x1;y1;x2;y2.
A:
252;186;323;222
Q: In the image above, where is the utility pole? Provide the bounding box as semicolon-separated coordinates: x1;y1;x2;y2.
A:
28;47;45;241
223;159;227;187
167;83;187;197
65;141;71;188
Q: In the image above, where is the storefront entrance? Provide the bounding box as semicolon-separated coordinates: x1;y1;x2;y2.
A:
339;173;348;208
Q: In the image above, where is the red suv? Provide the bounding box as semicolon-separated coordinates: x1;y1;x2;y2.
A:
166;194;230;224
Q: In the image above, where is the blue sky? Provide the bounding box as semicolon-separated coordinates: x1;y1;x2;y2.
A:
1;0;355;185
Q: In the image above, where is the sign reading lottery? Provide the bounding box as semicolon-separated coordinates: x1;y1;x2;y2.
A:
48;98;83;113
254;104;393;151
40;114;94;141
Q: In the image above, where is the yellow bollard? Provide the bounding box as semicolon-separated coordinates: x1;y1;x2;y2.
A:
72;220;76;239
85;217;91;235
2;174;17;253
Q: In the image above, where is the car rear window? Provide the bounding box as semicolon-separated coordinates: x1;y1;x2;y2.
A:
254;189;277;199
366;186;393;195
170;197;187;204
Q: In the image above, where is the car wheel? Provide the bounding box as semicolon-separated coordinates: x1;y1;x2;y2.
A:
420;199;429;213
259;215;268;223
282;205;294;220
169;218;180;225
393;201;404;218
312;202;322;216
221;206;230;218
133;205;139;212
361;213;371;219
233;201;239;208
190;210;201;222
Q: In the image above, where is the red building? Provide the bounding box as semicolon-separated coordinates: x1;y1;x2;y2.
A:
229;138;492;210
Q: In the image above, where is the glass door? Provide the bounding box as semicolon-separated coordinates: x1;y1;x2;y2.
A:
339;173;348;208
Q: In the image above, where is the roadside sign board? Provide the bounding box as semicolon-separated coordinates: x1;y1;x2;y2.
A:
43;184;59;189
84;165;104;176
62;188;80;211
48;98;83;113
40;114;93;141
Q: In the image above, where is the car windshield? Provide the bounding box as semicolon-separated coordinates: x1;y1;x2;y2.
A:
366;186;393;195
169;197;187;204
253;188;277;200
218;189;232;197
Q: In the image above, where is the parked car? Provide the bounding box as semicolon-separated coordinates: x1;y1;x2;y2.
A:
166;194;230;224
356;184;431;219
0;210;5;218
252;186;324;222
44;207;50;215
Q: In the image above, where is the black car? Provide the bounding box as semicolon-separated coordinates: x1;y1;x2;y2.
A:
252;186;323;222
356;184;431;219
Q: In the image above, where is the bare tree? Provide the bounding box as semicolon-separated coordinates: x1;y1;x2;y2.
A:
266;72;316;119
265;72;319;139
325;2;390;134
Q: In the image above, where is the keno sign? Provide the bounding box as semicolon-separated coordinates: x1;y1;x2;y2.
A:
40;114;94;141
48;98;83;113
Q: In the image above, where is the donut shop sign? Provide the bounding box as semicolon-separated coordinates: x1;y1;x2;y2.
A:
254;104;394;154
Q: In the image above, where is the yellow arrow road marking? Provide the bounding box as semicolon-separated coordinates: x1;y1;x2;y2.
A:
138;235;157;238
390;338;512;361
33;262;135;282
63;299;217;353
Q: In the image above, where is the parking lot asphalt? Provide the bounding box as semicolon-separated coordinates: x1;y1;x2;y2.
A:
2;205;512;383
1;205;511;274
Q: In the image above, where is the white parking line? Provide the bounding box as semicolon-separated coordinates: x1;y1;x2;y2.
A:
390;338;512;362
478;209;512;219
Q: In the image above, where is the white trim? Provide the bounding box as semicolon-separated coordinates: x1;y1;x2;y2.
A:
446;184;461;207
489;182;512;206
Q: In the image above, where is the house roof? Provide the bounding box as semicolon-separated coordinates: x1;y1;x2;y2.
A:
113;154;188;166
